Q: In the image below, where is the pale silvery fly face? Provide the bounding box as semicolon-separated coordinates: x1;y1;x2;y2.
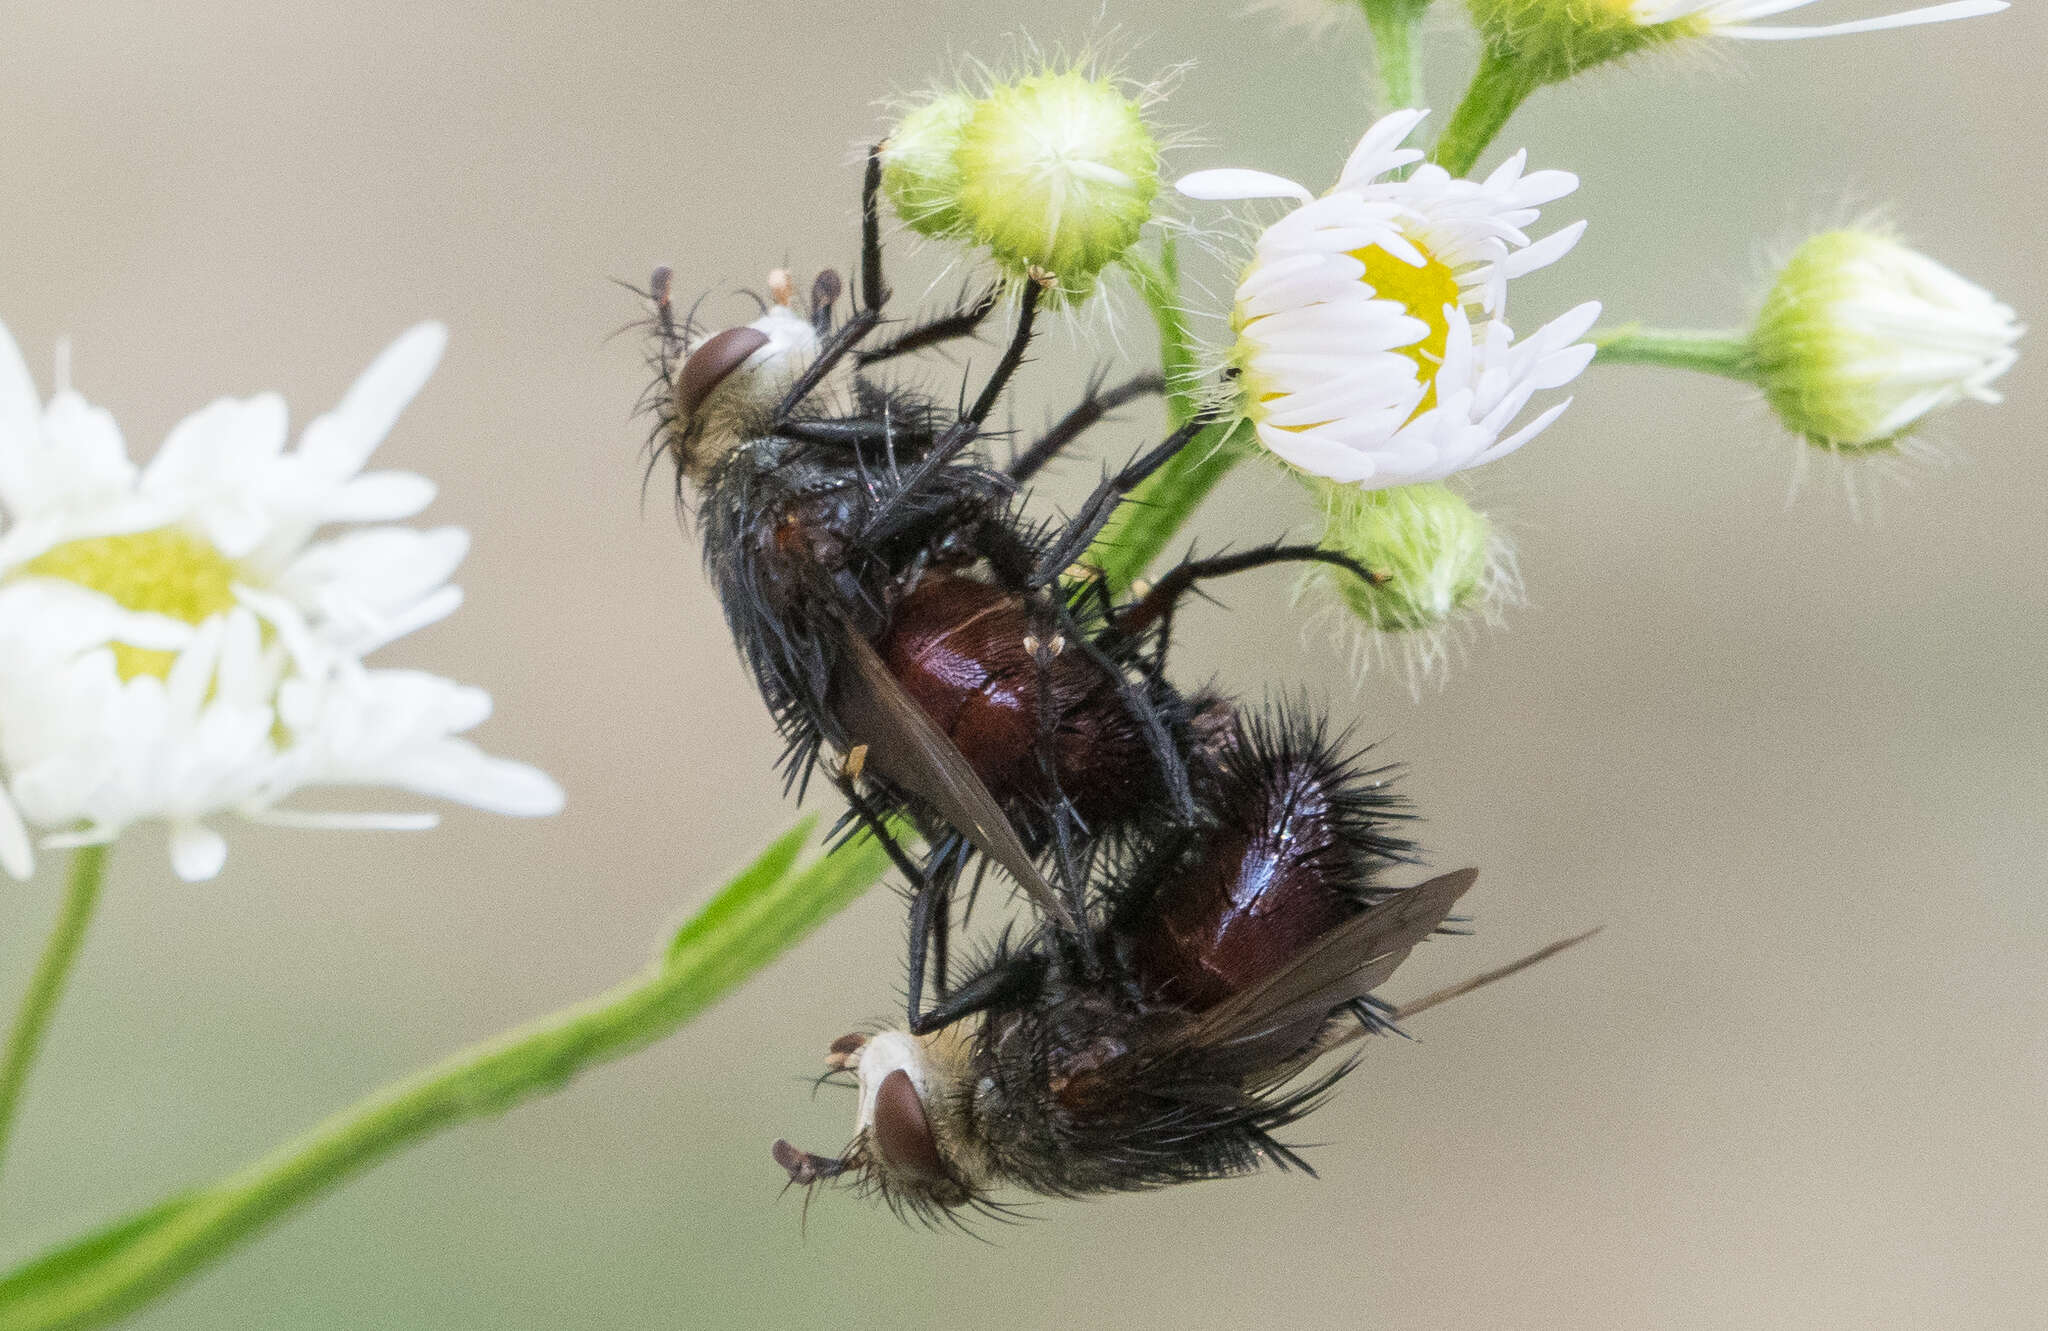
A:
664;271;833;483
773;1027;986;1219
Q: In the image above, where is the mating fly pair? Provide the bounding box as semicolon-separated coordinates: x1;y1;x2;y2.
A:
644;147;1581;1220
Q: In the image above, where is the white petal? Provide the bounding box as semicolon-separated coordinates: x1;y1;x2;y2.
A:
1724;0;2005;36
39;392;135;496
169;822;230;881
143;394;289;492
0;784;34;879
1536;301;1606;356
1502;220;1589;279
1475;397;1574;464
294;323;448;482
39;828;117;852
281;525;468;610
351;585;464;656
1338;108;1430;185
324;471;436;522
383;740;566;817
245;806;440;832
0;316;42;456
1176;169;1315;204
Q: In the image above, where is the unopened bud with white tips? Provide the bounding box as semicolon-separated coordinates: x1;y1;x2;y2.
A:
1749;229;2022;452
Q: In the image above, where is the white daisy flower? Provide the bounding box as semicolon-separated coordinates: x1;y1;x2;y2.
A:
1630;0;2007;40
1178;109;1600;489
1750;229;2023;450
0;318;563;882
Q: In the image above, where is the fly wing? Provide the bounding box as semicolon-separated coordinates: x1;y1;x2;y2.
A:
1183;868;1479;1070
833;628;1074;928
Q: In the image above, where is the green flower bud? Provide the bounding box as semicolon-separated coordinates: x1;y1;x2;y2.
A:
881;92;976;239
1466;0;1706;87
1750;229;2022;453
1313;480;1498;634
952;68;1161;304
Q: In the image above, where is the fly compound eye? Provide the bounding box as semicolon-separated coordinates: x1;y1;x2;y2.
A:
870;1068;947;1182
675;325;771;422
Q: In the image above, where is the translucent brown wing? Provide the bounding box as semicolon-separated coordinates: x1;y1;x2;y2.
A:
1184;867;1479;1068
833;628;1074;928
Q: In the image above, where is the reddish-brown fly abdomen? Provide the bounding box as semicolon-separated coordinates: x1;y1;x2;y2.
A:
1129;748;1357;1011
873;575;1148;824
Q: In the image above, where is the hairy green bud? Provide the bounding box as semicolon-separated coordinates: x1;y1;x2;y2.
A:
951;68;1161;303
881;93;976;239
1314;481;1495;633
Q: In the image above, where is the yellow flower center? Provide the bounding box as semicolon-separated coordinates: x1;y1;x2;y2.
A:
20;528;242;679
1351;242;1461;414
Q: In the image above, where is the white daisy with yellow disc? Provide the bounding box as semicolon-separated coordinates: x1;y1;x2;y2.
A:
0;320;562;881
1178;109;1600;489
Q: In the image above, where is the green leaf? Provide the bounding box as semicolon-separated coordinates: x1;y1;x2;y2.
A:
0;1194;197;1315
665;816;817;965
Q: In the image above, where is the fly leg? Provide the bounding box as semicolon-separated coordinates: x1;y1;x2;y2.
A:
1116;543;1390;642
902;849;970;1032
856;285;1001;367
1023;602;1094;935
892;280;1044;493
1008;370;1166;484
908;950;1049;1036
770;145;892;426
829;767;964;1032
1027;409;1224;586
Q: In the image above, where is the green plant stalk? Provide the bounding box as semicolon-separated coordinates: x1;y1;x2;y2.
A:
0;822;890;1331
1120;242;1199;426
1592;327;1756;381
1361;0;1430;111
1089;418;1255;595
1096;242;1257;594
1430;46;1540;177
0;846;109;1186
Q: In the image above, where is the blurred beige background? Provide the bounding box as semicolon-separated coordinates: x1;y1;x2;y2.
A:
2;2;2043;1327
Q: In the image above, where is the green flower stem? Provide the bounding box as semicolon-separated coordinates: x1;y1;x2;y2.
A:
1094;242;1257;594
0;822;889;1331
1592;327;1756;381
0;846;110;1187
1361;0;1430;112
1120;243;1199;426
1088;419;1256;595
1430;46;1540;178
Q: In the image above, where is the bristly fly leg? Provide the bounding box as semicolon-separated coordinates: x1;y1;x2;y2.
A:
1009;371;1167;484
891;281;1043;495
1116;543;1390;639
1028;409;1224;588
907;948;1049;1037
770;145;891;427
857;285;1001;368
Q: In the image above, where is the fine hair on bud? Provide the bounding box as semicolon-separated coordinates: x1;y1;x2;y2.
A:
1298;479;1522;690
1467;0;1712;86
879;39;1186;309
